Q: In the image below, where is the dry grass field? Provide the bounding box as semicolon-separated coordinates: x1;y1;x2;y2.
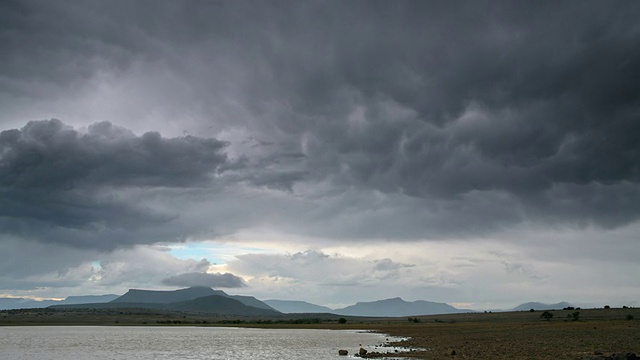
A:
361;308;640;359
1;307;639;359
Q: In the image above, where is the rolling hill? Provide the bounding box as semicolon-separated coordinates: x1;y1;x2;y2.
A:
333;297;464;317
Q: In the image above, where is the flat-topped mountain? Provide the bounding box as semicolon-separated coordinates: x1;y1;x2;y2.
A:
112;287;223;304
111;287;276;311
512;301;573;311
52;291;281;317
264;300;334;314
333;297;464;317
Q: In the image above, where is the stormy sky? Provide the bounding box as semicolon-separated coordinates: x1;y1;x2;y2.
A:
1;0;639;309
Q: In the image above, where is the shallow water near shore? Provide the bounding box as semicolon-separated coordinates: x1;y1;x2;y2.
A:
0;326;410;359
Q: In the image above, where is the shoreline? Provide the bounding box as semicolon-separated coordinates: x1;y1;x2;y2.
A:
2;307;639;359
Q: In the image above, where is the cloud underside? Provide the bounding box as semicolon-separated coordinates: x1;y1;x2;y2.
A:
0;1;639;300
0;119;229;248
1;117;638;251
162;272;246;288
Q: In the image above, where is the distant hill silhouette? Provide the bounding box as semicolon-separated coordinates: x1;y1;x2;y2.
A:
0;297;59;310
229;294;276;311
52;294;280;316
61;294;120;305
512;301;573;311
8;286;580;316
111;287;222;304
264;299;334;313
168;295;279;316
0;294;118;310
111;287;276;311
333;297;464;317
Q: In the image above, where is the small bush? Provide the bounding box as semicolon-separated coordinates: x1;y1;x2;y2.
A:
338;317;347;324
626;314;634;321
568;311;580;321
540;311;553;321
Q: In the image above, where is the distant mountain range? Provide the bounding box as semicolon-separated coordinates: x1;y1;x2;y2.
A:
62;294;121;304
2;286;574;317
53;295;279;316
512;301;573;311
0;294;119;310
264;299;334;314
51;287;279;316
111;287;275;311
333;297;467;317
266;297;467;316
50;291;464;317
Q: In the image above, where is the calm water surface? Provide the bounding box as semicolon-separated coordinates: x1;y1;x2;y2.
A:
0;326;406;359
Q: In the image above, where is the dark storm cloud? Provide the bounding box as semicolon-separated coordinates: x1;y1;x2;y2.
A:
0;0;159;91
2;0;640;237
0;119;228;189
233;1;640;230
0;119;229;248
162;272;246;288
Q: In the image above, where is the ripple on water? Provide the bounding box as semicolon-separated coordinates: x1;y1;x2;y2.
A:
0;326;416;360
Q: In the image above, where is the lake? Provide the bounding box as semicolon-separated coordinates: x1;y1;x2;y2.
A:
0;326;407;359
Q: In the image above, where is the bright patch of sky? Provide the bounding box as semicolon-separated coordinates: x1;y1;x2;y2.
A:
168;242;276;265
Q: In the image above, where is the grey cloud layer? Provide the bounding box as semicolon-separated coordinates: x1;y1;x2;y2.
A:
0;119;228;248
1;2;640;306
162;272;246;289
2;1;640;243
0;119;227;189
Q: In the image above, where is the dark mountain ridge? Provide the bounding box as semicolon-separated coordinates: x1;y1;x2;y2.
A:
3;285;577;316
52;294;280;316
111;287;222;304
333;297;465;317
512;301;573;311
0;294;119;310
111;287;276;311
264;299;334;314
62;294;120;304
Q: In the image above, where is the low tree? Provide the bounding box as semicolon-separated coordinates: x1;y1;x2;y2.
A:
338;317;347;324
568;311;580;321
540;311;553;321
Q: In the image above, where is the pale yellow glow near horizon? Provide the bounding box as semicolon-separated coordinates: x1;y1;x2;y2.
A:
0;294;64;301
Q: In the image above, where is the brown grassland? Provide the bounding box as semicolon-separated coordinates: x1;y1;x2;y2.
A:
1;307;639;359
